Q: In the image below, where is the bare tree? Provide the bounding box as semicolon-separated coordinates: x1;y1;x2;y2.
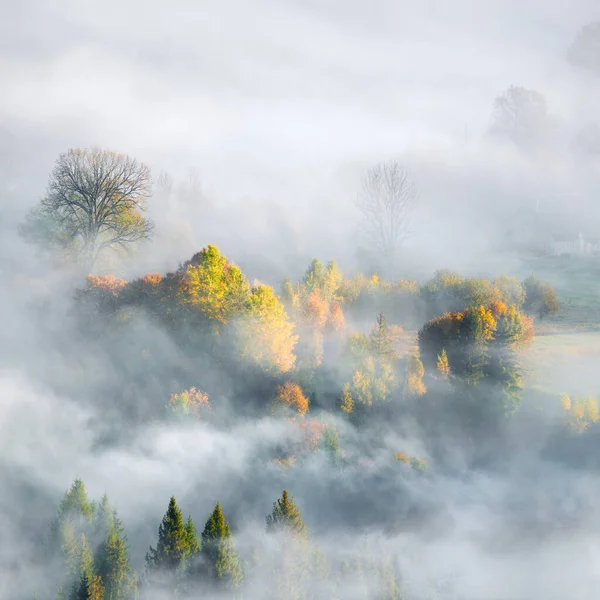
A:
356;160;418;277
489;86;551;148
20;148;154;271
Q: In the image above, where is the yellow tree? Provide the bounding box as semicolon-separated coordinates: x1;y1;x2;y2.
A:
237;285;298;373
273;382;310;417
183;245;250;323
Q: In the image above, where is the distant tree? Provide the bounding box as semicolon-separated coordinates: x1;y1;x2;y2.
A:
356;160;418;277
567;22;600;75
266;491;308;540
339;383;354;415
369;312;396;363
489;86;552;148
523;275;560;320
200;503;242;589
303;259;325;292
146;497;192;575
273;381;310;418
406;355;426;396
322;260;343;300
493;275;525;308
327;301;346;332
166;387;211;421
436;349;450;378
20;148;153;271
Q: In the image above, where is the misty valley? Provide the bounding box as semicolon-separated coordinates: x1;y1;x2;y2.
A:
5;4;600;600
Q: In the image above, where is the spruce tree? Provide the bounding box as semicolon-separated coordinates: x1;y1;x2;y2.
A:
59;479;95;529
97;510;135;600
68;573;90;600
146;496;190;574
185;515;200;556
49;479;95;560
93;494;113;547
266;491;307;539
201;503;242;589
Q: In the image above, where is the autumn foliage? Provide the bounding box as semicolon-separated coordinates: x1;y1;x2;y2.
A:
273;381;310;417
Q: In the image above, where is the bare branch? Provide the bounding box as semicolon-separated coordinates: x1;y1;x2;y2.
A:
355;160;418;275
21;147;154;271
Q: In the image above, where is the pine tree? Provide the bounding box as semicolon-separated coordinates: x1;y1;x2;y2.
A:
146;497;191;574
266;491;308;539
201;503;242;589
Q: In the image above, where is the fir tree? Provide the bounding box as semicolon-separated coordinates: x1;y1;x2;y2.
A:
201;503;242;589
146;496;191;574
266;491;308;539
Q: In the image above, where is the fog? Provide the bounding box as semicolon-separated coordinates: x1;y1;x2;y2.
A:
3;1;600;599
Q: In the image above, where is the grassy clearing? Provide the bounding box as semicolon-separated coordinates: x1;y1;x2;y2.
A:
513;255;600;327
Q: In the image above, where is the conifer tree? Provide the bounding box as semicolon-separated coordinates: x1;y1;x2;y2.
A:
50;479;95;560
146;496;191;574
266;491;308;539
185;515;200;556
201;503;243;589
68;572;90;600
369;313;396;363
98;510;136;600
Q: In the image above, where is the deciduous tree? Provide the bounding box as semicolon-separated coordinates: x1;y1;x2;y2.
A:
20;148;153;270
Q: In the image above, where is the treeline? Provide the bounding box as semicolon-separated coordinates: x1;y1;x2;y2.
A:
73;244;557;436
41;480;411;600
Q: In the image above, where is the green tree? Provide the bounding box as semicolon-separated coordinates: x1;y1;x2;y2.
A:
523;275;560;320
183;245;250;324
303;259;324;292
20;148;153;270
146;497;192;574
201;503;243;589
97;510;136;600
266;491;308;540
